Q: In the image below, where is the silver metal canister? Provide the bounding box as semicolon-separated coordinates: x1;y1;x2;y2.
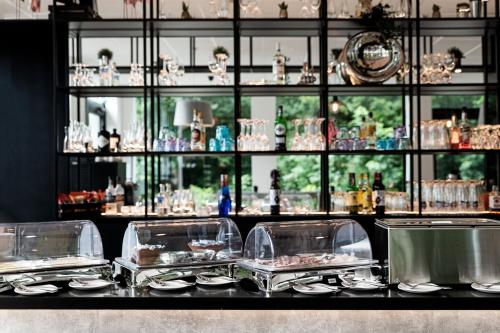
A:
470;0;481;17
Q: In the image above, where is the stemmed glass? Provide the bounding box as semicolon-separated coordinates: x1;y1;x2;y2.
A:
240;0;250;17
299;0;311;18
315;118;326;150
237;119;248;151
291;119;303;151
310;0;321;15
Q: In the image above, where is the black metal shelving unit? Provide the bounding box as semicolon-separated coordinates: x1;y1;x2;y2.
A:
53;0;500;227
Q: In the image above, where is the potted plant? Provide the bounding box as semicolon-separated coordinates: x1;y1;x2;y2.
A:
448;47;465;72
432;4;441;18
213;46;230;60
97;48;113;61
278;2;288;19
181;1;192;19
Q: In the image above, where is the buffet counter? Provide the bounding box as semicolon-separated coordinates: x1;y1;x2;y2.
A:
1;284;500;310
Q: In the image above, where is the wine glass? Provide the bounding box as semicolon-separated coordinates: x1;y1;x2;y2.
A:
240;0;250;17
291;119;303;151
315;118;326;150
299;0;311;18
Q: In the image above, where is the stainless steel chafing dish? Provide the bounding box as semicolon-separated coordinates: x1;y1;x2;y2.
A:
375;218;500;284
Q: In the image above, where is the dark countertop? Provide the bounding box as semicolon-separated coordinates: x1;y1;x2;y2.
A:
0;283;499;310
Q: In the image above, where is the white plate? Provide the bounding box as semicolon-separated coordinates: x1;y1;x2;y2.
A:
293;283;339;295
148;280;194;291
69;279;113;291
196;276;238;286
14;284;58;296
341;281;382;291
471;283;500;294
398;283;443;294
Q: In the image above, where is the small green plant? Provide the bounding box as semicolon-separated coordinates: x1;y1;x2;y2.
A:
278;2;288;10
181;1;192;19
97;48;113;60
213;46;230;58
361;3;400;39
432;4;441;11
448;47;465;59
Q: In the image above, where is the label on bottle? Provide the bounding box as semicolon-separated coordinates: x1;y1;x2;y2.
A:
269;189;280;206
273;61;285;82
450;131;460;145
346;191;357;207
98;135;109;148
373;190;385;207
275;124;286;136
489;195;500;209
110;137;119;150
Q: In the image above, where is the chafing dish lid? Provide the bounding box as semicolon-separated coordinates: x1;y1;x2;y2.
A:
376;218;500;228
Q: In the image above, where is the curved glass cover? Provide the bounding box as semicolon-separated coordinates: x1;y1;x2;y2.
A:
120;218;243;268
0;220;106;274
242;220;373;271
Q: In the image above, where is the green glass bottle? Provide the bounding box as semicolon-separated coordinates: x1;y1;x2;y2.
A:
274;105;287;151
346;173;358;215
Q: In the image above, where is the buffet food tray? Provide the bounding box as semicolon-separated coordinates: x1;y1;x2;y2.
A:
0;257;109;275
237;258;378;273
113;258;238;287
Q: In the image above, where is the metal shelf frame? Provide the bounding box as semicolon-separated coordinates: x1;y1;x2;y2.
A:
52;0;500;221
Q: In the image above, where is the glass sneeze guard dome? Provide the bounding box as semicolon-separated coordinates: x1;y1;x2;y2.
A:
0;220;106;274
241;219;373;272
117;218;243;269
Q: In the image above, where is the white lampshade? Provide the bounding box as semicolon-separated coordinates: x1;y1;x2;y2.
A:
173;100;214;128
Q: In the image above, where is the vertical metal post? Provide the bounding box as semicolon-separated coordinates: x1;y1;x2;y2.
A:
234;0;242;215
320;0;329;214
416;0;422;216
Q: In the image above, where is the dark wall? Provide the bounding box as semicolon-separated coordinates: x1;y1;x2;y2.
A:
0;21;55;222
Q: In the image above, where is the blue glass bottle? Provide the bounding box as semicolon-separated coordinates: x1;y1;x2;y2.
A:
218;174;231;217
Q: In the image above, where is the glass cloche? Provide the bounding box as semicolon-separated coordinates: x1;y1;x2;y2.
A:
0;220;106;274
117;218;243;269
241;219;373;272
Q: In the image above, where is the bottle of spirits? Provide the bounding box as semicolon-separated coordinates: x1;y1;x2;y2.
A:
190;109;205;151
110;128;121;152
272;43;287;85
218;174;232;217
270;169;281;215
112;62;120;86
359;116;367;139
330;186;335;212
97;127;111;153
459;108;471;149
275;105;287;151
155;184;166;216
449;113;460;149
366;112;377;148
372;172;386;216
489;185;500;212
346;173;358;215
105;177;115;203
358;173;372;214
115;176;125;212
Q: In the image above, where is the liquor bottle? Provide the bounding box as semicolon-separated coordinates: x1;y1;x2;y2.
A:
459;108;471;149
366;112;377;148
270;169;281;215
97;127;111;152
359;116;367;139
272;43;287;85
372;172;386;216
449;113;460;149
274;105;287;151
346;173;358;215
110;128;121;152
115;177;125;212
155;184;166;216
111;62;120;86
330;186;335;211
218;174;232;217
190;109;204;151
105;177;115;203
251;185;262;211
489;185;500;212
358;173;373;214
